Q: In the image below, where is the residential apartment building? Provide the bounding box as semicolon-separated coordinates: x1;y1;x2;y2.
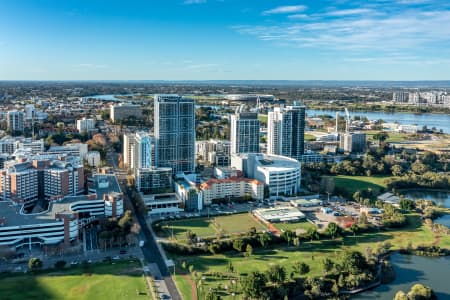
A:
340;132;367;153
135;167;172;194
110;103;142;122
76;117;95;134
199;177;264;205
154;94;195;174
230;112;260;154
7;110;25;133
267;102;306;160
392;91;409;103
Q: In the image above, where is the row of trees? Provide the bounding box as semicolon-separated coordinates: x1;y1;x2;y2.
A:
98;210;136;250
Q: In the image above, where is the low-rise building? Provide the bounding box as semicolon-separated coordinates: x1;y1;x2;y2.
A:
199;177;264;205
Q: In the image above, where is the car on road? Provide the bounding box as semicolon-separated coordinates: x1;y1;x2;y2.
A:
70;261;79;266
112;256;120;260
160;294;171;300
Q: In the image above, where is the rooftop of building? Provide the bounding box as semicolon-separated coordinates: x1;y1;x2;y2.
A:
0;174;122;228
200;177;263;190
236;153;301;172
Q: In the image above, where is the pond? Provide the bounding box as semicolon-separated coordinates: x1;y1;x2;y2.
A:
353;254;450;299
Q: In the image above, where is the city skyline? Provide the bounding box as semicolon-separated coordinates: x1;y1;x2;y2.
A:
1;0;450;81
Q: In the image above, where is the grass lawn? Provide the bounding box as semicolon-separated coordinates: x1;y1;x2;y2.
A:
304;134;317;141
213;214;266;234
332;175;393;196
170;214;450;300
365;130;413;143
158;214;267;242
159;218;217;241
0;260;150;300
274;220;316;233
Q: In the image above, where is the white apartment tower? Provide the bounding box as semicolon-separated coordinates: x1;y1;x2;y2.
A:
267;102;306;160
76;118;95;134
134;132;153;169
7;110;25;133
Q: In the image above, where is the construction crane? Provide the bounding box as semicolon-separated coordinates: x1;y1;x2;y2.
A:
344;107;351;133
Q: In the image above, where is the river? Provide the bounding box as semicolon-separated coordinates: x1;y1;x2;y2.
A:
353;254;450;299
87;94;450;133
306;109;450;133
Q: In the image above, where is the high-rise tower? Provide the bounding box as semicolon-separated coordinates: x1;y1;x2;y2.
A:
230;112;260;154
154;94;195;174
267;102;305;160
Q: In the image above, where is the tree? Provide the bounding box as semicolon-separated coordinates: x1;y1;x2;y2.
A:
408;283;434;299
280;230;296;245
233;239;246;252
391;164;403;176
326;222;340;239
259;232;271;248
399;199;416;211
350;224;359;236
28;257;43;271
307;227;319;241
226;261;234;273
373;132;389;144
241;271;267;299
245;244;253;258
359;212;369;225
205;291;222;300
293;261;310;276
340;250;368;275
394;291;409;300
266;265;286;286
54;260;66;269
185;230;197;244
322;258;334;275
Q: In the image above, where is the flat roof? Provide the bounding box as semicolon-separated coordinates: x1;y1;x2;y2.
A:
0;174;122;228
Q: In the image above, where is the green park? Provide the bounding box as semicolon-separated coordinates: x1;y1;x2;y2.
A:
0;260;150;300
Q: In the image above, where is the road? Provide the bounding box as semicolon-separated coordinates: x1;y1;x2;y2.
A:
126;187;182;300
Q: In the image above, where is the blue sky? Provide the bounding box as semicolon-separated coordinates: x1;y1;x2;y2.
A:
1;0;450;80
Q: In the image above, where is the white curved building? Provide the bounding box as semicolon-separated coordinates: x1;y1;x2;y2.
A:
231;153;301;197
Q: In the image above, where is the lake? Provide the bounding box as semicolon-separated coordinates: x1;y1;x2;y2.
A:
402;190;450;208
402;190;450;227
306;109;450;133
353;254;450;299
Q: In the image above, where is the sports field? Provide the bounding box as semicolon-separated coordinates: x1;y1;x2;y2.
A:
158;213;266;241
0;260;150;300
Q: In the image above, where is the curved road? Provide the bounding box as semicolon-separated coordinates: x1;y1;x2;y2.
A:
126;188;182;300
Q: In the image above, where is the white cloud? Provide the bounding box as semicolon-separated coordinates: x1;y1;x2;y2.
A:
263;5;307;15
324;8;373;16
288;14;309;19
234;9;450;55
